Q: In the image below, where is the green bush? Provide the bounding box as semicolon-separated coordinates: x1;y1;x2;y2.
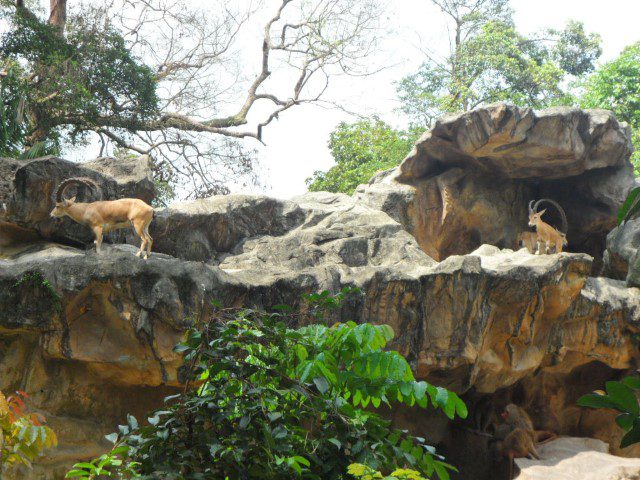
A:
67;290;466;479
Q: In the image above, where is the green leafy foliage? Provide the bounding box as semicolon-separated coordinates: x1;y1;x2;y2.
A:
0;4;158;149
577;376;640;448
398;0;601;126
580;42;640;172
0;390;58;474
64;444;140;479
67;290;466;479
306;119;421;194
348;463;428;480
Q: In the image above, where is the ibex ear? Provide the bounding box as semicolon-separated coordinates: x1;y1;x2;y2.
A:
539;209;546;215
68;196;76;204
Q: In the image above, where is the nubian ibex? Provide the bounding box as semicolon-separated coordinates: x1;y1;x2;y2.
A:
50;178;154;258
526;199;568;254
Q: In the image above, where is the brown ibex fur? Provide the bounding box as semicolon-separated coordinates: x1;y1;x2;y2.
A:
50;178;154;258
527;199;568;254
516;231;538;253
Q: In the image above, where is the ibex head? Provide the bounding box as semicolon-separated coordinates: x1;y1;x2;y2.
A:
528;208;546;227
50;196;77;218
528;199;568;233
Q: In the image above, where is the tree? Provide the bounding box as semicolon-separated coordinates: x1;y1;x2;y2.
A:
306;119;421;194
0;0;384;198
580;42;640;171
397;0;602;126
67;291;467;479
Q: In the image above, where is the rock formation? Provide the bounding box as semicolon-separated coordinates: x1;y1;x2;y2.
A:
1;104;639;480
359;104;635;269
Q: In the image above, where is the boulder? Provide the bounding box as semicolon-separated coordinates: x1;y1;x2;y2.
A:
516;437;640;480
138;195;307;262
359;104;635;265
605;217;640;283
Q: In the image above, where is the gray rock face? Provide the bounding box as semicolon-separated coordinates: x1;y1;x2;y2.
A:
604;217;640;282
360;104;635;266
139;195;307;262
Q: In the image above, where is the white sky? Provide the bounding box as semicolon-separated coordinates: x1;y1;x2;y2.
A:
254;0;640;199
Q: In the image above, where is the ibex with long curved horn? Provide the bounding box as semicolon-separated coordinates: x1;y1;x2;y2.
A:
526;199;568;254
50;178;154;258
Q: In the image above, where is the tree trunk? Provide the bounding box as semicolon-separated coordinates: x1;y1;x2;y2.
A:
48;0;67;35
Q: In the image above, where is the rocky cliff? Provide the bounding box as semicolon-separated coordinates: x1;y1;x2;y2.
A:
1;104;640;480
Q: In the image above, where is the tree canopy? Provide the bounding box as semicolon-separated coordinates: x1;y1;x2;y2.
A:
580;42;640;170
0;0;384;198
397;0;602;126
306;119;420;194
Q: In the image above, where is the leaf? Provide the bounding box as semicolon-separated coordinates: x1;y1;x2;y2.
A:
313;376;330;394
328;438;342;449
616;413;636;431
623;376;640;391
127;414;138;430
605;381;640;415
353;389;363;406
65;470;90;478
292;455;310;467
104;433;118;444
577;393;624;411
434;461;452;480
618;187;640;224
621;425;640;448
239;415;251;429
267;412;282;422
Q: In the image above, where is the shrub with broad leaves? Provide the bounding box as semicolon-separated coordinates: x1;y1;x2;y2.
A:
67;290;466;479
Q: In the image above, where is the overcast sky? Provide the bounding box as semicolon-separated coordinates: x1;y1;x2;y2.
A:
253;0;640;199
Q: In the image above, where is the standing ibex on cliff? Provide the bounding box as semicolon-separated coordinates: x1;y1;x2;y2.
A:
50;178;154;259
526;199;568;254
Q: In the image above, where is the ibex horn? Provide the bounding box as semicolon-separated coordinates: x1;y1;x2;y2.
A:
54;177;103;202
531;198;568;233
